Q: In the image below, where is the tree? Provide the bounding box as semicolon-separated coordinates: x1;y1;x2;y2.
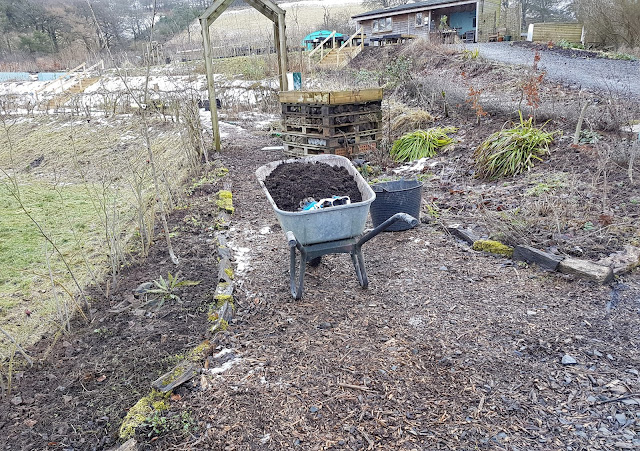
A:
520;0;573;27
571;0;640;48
362;0;411;9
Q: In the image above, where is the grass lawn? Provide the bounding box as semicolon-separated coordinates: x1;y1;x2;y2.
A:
0;115;190;352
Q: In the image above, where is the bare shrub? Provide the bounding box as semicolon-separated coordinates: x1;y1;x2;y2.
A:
575;0;640;49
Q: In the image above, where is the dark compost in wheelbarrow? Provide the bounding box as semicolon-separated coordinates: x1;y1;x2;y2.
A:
263;161;362;211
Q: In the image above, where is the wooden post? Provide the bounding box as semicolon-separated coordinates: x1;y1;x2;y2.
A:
277;13;288;92
200;17;221;152
475;2;480;43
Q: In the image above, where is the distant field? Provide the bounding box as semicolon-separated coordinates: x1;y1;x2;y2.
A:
169;2;367;55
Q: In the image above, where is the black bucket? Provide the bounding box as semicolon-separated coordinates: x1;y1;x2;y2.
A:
370;179;422;231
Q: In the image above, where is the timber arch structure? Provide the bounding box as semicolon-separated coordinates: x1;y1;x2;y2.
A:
200;0;289;151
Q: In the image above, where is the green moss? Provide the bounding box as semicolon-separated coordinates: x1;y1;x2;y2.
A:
119;390;170;440
224;267;234;279
211;318;229;333
216;167;229;178
216;190;234;214
472;240;514;257
187;340;210;362
214;218;229;230
214;293;234;308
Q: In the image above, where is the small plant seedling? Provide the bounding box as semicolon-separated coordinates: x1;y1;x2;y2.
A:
146;272;200;308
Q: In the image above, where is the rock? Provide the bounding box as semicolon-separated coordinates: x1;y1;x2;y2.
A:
557;257;614;284
513;245;564;271
317;322;333;329
615;413;627;426
597;245;640;275
593;350;603;357
587;396;597;403
309;406;319;413
562;355;577;365
10;395;22;405
439;265;448;271
446;224;477;245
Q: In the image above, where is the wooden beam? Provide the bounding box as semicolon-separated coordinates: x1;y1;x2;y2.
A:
256;0;285;16
200;17;221;152
277;12;288;92
200;0;231;22
207;0;238;26
245;0;278;22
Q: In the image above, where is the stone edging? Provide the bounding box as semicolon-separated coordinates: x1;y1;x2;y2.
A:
446;224;627;284
115;188;236;446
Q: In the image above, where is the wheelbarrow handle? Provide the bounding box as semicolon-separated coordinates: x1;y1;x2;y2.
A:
357;213;418;248
286;231;297;248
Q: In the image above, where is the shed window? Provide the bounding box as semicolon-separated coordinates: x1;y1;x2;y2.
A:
372;17;392;33
416;12;423;26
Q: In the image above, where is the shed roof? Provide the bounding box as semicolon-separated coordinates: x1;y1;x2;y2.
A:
302;30;345;42
352;0;476;19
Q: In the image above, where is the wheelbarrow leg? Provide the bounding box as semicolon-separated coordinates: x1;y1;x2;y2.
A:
351;249;368;288
287;232;306;300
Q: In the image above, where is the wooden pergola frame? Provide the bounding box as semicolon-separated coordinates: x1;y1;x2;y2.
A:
200;0;289;151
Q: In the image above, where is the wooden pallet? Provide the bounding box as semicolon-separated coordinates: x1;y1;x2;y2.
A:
281;101;382;117
283;122;380;138
283;138;378;158
282;130;381;148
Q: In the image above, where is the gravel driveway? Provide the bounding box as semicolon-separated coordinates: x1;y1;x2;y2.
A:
460;42;640;100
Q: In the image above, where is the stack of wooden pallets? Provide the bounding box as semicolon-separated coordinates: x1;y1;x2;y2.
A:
279;89;383;158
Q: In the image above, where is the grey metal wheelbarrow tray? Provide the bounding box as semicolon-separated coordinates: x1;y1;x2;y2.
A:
256;154;417;299
255;154;375;246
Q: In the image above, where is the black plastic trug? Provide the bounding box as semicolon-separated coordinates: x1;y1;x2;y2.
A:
370;179;422;232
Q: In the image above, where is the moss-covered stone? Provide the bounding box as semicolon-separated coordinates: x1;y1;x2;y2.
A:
119;390;169;440
216;190;234;214
224;267;234;280
472;240;514;257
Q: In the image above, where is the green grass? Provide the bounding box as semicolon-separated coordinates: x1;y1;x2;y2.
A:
0;181;107;309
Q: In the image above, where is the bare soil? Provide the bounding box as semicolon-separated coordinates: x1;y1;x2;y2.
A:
264;161;362;211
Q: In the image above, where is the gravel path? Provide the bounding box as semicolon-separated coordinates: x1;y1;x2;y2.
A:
461;42;640;100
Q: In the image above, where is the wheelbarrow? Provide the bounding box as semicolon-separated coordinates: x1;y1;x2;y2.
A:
256;154;418;299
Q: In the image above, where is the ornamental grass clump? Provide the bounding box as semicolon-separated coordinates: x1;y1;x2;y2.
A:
474;115;555;179
390;126;457;162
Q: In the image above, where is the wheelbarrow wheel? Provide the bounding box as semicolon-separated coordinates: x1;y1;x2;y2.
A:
289;246;305;300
